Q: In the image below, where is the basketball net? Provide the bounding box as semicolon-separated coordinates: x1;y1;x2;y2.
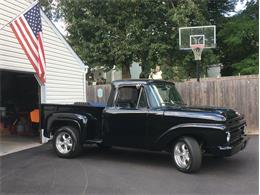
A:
191;44;204;61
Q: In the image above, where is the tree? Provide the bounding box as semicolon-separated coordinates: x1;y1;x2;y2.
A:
40;0;253;80
206;0;237;25
58;0;137;78
218;0;259;75
39;0;61;21
39;0;215;79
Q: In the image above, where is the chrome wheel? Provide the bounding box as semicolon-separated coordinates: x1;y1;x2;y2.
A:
174;142;191;169
56;132;73;154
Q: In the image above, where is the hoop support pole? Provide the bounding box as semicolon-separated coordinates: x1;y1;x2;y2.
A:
196;60;200;82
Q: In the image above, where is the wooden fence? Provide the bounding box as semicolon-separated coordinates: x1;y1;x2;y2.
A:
86;75;259;133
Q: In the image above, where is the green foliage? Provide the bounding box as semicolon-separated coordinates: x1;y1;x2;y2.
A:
218;0;259;75
39;0;258;79
232;53;259;75
206;0;237;24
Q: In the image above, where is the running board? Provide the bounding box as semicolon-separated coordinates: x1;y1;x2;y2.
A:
85;139;103;144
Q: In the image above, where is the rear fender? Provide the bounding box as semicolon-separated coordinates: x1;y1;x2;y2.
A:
45;113;89;142
154;123;226;150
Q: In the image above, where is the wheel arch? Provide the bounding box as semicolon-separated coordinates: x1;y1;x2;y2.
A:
46;113;90;142
167;132;206;149
154;123;226;150
51;119;81;134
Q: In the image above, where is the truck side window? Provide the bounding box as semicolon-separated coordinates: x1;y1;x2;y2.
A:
116;87;139;109
138;88;148;109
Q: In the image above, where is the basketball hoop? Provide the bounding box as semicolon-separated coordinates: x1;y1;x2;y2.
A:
191;44;204;61
179;25;216;82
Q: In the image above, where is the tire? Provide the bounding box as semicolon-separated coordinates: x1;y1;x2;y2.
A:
171;136;202;173
53;126;82;158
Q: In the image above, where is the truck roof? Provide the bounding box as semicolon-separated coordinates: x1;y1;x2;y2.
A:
111;79;174;87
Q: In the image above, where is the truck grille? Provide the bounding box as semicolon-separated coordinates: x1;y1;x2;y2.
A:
230;125;245;143
227;116;246;144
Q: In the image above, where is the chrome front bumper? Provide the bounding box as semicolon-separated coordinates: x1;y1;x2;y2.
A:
216;135;248;156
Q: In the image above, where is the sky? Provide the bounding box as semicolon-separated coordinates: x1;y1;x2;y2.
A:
229;0;248;16
53;18;66;36
53;1;249;36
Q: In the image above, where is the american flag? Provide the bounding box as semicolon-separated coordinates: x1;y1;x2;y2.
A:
10;4;46;84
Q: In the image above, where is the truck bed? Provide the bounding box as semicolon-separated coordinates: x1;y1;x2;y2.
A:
41;103;105;138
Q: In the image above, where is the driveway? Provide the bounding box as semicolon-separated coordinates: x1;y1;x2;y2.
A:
0;135;41;156
0;136;258;195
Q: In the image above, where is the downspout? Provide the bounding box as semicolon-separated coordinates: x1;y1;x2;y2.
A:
83;66;88;102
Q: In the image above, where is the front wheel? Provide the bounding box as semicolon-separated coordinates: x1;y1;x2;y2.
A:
53;126;82;158
171;137;202;173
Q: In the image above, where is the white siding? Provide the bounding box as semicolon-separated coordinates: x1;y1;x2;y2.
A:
0;0;86;104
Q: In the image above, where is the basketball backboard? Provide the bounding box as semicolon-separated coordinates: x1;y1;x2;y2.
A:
179;25;216;50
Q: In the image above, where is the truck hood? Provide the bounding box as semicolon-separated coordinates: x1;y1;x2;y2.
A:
163;105;239;122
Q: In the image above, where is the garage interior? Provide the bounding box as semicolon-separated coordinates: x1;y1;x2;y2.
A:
0;70;41;156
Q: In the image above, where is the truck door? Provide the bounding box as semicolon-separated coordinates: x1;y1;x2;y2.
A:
103;85;148;148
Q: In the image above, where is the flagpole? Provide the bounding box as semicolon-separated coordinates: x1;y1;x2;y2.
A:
0;0;39;31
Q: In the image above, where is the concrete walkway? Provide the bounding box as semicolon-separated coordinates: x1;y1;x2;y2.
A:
0;135;41;156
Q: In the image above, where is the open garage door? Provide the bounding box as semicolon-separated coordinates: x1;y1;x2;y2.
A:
0;70;41;155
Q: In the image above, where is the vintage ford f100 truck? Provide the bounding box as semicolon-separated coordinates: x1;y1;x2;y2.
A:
41;80;248;173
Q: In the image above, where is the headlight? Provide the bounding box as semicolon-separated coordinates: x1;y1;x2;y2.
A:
235;111;241;116
226;132;231;142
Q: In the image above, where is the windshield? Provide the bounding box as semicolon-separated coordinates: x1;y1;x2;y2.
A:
149;82;184;107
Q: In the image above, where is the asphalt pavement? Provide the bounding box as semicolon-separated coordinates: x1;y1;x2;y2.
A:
0;136;258;195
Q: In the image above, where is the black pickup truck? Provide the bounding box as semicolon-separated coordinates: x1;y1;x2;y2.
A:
41;79;248;173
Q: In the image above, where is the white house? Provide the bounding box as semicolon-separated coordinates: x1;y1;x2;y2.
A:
0;0;87;144
0;0;87;104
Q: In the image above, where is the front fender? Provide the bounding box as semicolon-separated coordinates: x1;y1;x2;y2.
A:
154;123;227;150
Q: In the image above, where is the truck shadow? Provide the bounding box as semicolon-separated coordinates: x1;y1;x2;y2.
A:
81;145;172;168
79;145;247;173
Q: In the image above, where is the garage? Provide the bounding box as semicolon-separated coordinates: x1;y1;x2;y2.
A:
0;70;42;155
0;70;39;135
0;0;87;155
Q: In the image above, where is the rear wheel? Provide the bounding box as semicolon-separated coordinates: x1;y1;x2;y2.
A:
171;137;202;173
53;126;82;158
